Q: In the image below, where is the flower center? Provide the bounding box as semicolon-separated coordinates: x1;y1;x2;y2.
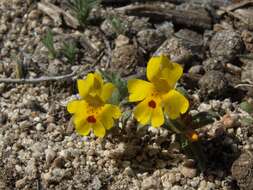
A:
148;100;156;109
87;115;96;123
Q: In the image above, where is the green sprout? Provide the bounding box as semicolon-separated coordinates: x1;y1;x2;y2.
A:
42;30;57;59
108;16;126;35
99;70;128;105
62;42;78;64
69;0;100;27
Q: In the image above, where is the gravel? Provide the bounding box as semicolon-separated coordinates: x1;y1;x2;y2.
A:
1;0;253;189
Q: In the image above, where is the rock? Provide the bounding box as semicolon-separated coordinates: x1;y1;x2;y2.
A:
15;177;27;189
161;173;177;186
137;29;166;52
0;113;7;125
188;65;204;74
101;19;118;38
25;158;37;180
31;142;46;159
45;148;56;165
28;10;41;20
221;113;238;129
0;23;8;34
115;34;129;47
202;58;224;72
89;176;102;190
241;30;253;53
241;58;253;83
231;151;253;190
171;185;183;190
42;168;72;186
180;166;197;178
155;21;174;38
130;17;151;34
198;70;229;98
141;176;161;190
123;166;135;177
209;30;243;62
110;36;143;76
52;156;65;168
154;29;203;63
47;59;64;76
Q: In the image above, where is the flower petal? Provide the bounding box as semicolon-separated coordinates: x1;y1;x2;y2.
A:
134;99;152;125
77;72;104;98
73;115;91;136
91;72;103;95
101;83;115;102
103;104;121;119
164;90;189;119
67;100;87;114
92;121;106;137
147;55;183;88
147;55;167;81
160;63;183;88
77;74;94;98
151;106;164;127
99;104;121;130
128;79;153;102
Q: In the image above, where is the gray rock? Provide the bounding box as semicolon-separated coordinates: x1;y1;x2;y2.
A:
45;148;56;166
241;59;253;83
203;58;224;72
154;29;203;63
231;151;253;190
189;65;204;74
25;158;37;180
198;70;228;98
89;176;102;190
137;29;166;52
155;22;174;38
209;30;243;62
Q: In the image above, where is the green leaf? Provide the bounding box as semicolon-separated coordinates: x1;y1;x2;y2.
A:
100;70;128;103
69;0;101;27
191;111;218;128
240;116;253;126
42;30;57;59
61;42;78;64
176;86;189;98
240;101;253;114
107;16;126;35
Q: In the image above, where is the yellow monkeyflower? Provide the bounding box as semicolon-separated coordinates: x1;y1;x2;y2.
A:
67;72;121;137
128;55;189;127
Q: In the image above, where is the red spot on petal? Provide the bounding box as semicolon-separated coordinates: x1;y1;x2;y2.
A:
148;100;156;109
87;115;96;123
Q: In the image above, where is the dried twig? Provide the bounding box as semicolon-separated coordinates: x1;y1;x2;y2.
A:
0;66;90;84
101;0;186;5
116;4;212;30
38;2;79;28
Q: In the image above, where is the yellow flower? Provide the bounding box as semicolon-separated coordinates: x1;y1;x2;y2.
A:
128;55;189;127
77;72;115;104
67;72;121;137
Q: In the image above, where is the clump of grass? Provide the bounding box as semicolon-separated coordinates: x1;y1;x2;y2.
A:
42;30;57;59
69;0;100;27
107;16;127;35
62;42;78;64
